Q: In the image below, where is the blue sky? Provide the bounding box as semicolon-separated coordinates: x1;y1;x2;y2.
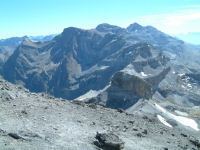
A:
0;0;200;38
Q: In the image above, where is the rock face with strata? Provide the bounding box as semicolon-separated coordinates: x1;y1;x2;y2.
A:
111;72;152;99
86;71;152;109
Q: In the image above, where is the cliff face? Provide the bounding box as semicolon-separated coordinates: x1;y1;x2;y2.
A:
86;71;152;109
111;72;152;100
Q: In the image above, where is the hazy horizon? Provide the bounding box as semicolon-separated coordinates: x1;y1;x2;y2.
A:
1;0;200;39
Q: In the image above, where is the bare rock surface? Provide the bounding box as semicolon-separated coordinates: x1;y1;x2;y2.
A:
0;76;199;150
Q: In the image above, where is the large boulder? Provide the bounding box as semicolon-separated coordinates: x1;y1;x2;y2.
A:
94;132;124;150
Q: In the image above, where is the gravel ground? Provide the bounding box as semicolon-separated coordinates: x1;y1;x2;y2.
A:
0;77;199;150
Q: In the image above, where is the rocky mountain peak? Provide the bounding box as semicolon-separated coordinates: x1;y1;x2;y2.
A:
62;27;84;35
127;22;143;32
96;23;123;33
21;37;33;44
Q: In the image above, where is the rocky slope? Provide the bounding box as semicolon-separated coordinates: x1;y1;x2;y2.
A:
0;76;199;150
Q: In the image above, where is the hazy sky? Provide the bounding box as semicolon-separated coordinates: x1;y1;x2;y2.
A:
0;0;200;38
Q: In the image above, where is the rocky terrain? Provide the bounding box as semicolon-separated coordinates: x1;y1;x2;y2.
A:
0;22;200;149
0;76;200;150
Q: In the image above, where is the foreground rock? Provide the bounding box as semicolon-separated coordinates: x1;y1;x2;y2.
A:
94;132;124;150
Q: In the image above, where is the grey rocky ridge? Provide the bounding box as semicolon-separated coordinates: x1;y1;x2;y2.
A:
0;22;200;149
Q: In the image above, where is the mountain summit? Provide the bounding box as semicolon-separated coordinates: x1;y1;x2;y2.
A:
127;22;144;32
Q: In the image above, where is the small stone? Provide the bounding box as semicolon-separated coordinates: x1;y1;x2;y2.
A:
88;103;97;109
8;133;23;140
142;129;147;135
133;128;138;131
128;120;134;124
142;116;148;120
180;133;187;137
77;120;81;123
122;128;126;132
136;133;144;137
189;139;200;147
21;110;28;114
117;109;124;113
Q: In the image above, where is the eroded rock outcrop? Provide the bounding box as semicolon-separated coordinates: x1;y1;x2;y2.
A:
87;71;152;109
111;72;152;100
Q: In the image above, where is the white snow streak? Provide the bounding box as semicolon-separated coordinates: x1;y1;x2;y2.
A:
141;72;148;77
155;103;199;131
157;115;173;128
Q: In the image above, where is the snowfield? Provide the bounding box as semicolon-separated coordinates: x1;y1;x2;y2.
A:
155;103;199;131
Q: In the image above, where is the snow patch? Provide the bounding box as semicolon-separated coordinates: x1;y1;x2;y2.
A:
128;51;132;55
140;72;148;77
187;84;192;88
76;84;110;101
157;115;172;128
178;73;185;77
155;103;199;131
181;85;185;89
99;66;109;70
175;110;188;117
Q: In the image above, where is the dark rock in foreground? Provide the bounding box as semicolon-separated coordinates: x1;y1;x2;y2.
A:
94;132;124;150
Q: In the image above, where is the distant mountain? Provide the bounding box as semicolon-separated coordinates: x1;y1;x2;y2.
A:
0;34;57;66
174;32;200;45
1;23;200;107
0;34;57;54
0;36;27;55
29;34;58;42
0;36;28;66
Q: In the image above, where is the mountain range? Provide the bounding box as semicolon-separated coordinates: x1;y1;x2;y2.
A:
0;22;200;149
1;23;200;101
